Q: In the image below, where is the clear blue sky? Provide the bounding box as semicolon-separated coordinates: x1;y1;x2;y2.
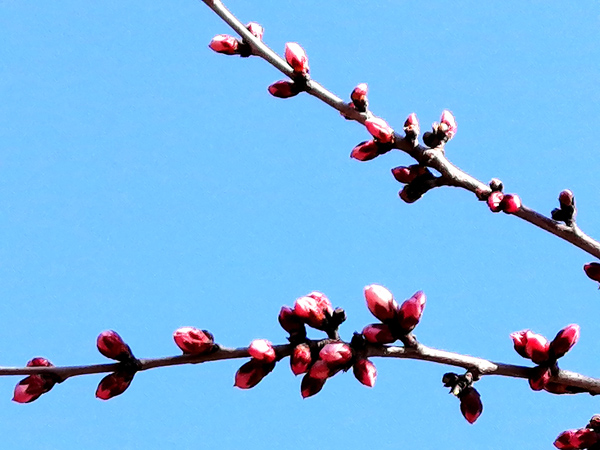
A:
1;1;600;449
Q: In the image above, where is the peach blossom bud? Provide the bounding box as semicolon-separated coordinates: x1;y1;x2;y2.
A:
209;34;239;55
293;292;333;329
248;339;276;363
268;80;299;98
308;360;331;380
353;358;377;387
501;194;521;214
365;117;394;143
278;306;305;335
529;366;551;391
439;110;457;140
234;360;273;389
13;357;57;404
362;323;396;344
399;186;418;204
404;113;420;135
173;327;214;355
350;140;380;161
391;166;414;184
510;330;530;359
398;290;426;332
459;387;482;424
246;22;264;40
285;42;309;74
550;324;580;359
487;191;504;213
290;343;312;375
96;372;135;400
513;330;550;364
351;83;368;103
584;262;600;283
301;374;326;398
554;428;599;449
319;343;353;366
559;189;574;208
364;284;398;322
97;330;133;362
27;357;53;368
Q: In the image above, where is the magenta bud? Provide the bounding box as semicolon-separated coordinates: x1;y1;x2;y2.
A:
529;366;551;391
97;330;133;361
278;306;305;335
173;327;214;355
351;83;368;103
268;80;299;98
248;339;276;363
510;330;550;364
584;262;600;283
96;372;135;400
319;343;353;366
398;290;426;332
550;324;580;359
459;387;482;424
27;357;53;368
558;189;574;208
487;191;504;213
391;166;414;184
13;375;54;404
209;34;239;55
290;343;312;375
353;358;377;387
234;359;273;389
365;117;395;143
501;194;521;214
364;284;398;322
308;360;331;380
246;22;264;40
362;323;396;344
285;42;309;74
554;428;599;449
439;110;457;140
301;374;326;398
293;292;333;329
350;140;380;161
404;113;420;136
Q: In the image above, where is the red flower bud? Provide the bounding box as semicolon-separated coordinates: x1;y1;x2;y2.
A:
404;113;420;136
510;330;550;363
459;387;482;424
554;428;599;449
550;324;580;359
319;343;353;366
285;42;309;74
246;22;264;40
27;357;53;368
558;189;574;208
97;330;133;361
362;323;396;344
351;83;368;103
278;306;306;335
301;374;326;398
293;291;333;329
365;117;395;143
308;360;331;380
248;339;276;363
234;359;274;389
96;372;135;400
399;186;418;203
510;330;530;359
439;110;457;140
500;194;521;214
487;191;504;213
529;366;551;391
353;358;377;387
290;343;312;375
391;166;414;184
398;290;426;332
350;140;380;161
209;34;239;55
173;327;214;355
268;80;299;98
364;284;398;322
584;262;600;283
13;357;57;404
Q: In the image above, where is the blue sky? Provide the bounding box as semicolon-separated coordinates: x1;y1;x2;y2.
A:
1;1;600;449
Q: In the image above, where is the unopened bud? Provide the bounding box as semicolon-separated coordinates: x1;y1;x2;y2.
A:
97;330;133;362
364;284;398;322
362;323;396;344
353;358;377;387
558;189;574;208
285;42;309;75
489;178;503;192
278;306;306;335
550;324;580;359
96;372;135;400
350;140;380;161
439;110;457;140
301;374;326;398
246;22;264;40
459;387;482;424
268;80;300;98
397;291;426;332
528;366;551;391
308;360;331;380
290;343;312;375
173;327;214;355
248;339;276;363
584;262;600;283
487;191;504;213
365;117;395;144
403;113;420;136
501;194;521;214
319;343;352;366
209;34;239;55
234;359;274;389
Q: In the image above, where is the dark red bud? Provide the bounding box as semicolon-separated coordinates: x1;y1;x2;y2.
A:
97;330;133;362
300;374;326;398
459;387;482;424
95;372;135;400
584;263;600;283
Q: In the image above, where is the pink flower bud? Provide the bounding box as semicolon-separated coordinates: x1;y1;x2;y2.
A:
391;166;414;184
96;372;135;400
550;324;580;359
584;262;600;283
285;42;309;74
268;80;299;98
362;323;396;344
365;117;394;143
487;191;504;213
234;360;273;389
308;360;331;380
351;83;368;103
510;330;530;359
554;428;599;449
529;366;551;391
353;358;377;387
301;374;326;398
97;330;133;361
248;339;276;363
459;387;482;424
501;194;521;214
404;113;420;135
398;290;426;332
319;343;353;366
293;292;333;329
511;330;550;363
350;140;380;161
364;284;398;322
439;110;457;140
27;357;53;368
278;306;305;335
246;22;264;40
290;343;312;375
559;189;574;208
13;358;57;404
209;34;239;55
173;327;214;355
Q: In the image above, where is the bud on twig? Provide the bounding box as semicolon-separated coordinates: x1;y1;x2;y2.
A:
353;358;377;387
97;330;134;362
209;34;239;55
364;117;395;144
459;387;483;424
245;22;264;40
350;83;368;112
96;371;135;400
397;291;426;332
173;327;214;355
290;343;312;375
364;284;398;322
550;324;580;359
285;42;309;75
268;80;300;98
584;262;600;283
13;358;57;404
234;359;275;389
301;374;326;398
362;323;396;344
248;339;276;363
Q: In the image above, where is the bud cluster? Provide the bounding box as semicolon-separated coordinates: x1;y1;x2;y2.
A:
362;284;426;345
391;164;439;204
95;330;142;400
442;372;483;424
268;42;310;99
208;22;264;58
510;324;580;392
477;179;522;214
422;110;457;148
554;415;600;449
235;339;278;389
